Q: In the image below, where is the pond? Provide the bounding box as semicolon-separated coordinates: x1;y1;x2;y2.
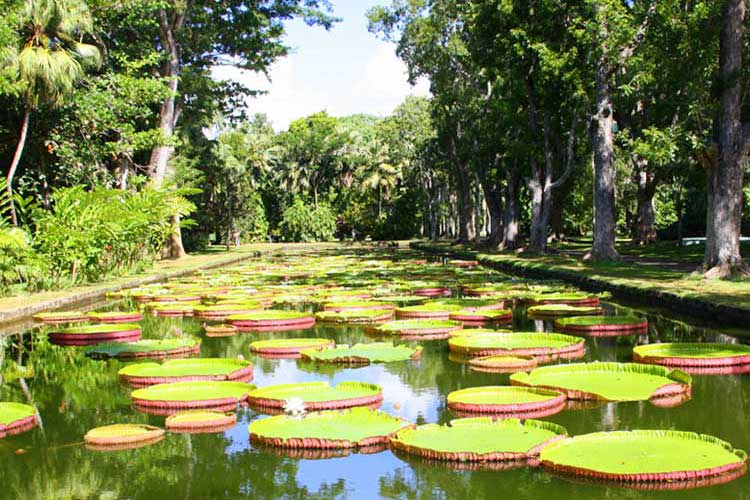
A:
1;248;749;499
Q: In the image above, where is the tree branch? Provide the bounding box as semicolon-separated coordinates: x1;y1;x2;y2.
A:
619;0;659;64
550;113;579;190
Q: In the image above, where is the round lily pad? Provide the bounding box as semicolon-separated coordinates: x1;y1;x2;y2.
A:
433;297;506;311
84;423;165;449
391;417;567;462
49;323;142;346
204;324;238;337
33;311;89;324
85;338;201;360
193;302;263;320
249;407;412;449
449;309;513;324
527;293;601;306
249;338;335;357
322;301;394;312
469;355;538;373
540;430;747;484
527;304;601;318
315;309;394;323
0;402;37;437
448;331;585;361
118;358;253;387
227;311;315;331
165;410;237;433
373;319;463;340
555;315;648;336
88;311;143;323
633;343;750;374
131;381;255;411
447;386;566;418
300;343;422;364
247;381;383;412
146;302;198;317
395;303;463;319
375;295;428;305
510;362;692;402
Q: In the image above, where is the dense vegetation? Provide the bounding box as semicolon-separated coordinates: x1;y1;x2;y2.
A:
0;0;749;295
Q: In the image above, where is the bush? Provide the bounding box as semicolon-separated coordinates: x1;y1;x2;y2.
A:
242;193;269;242
31;186;195;286
279;198;336;242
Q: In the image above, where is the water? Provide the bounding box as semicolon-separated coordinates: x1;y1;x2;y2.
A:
1;250;749;500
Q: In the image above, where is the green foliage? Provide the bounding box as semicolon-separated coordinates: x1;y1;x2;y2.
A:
279;198;336;242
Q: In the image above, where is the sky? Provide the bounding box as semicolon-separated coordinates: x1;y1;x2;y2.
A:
210;1;430;131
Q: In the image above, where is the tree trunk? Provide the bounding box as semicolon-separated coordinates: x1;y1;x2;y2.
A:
455;161;475;243
588;57;619;260
502;161;521;250
703;0;747;277
150;8;187;258
481;179;503;247
6;107;30;226
633;164;658;245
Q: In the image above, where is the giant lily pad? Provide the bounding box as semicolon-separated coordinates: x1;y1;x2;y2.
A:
448;331;584;360
84;423;165;450
447;386;566;418
526;292;600;306
249;407;411;449
165;410;237;433
468;355;537;373
118;358;253;387
633;343;750;374
227;310;315;331
391;417;567;462
555;315;648;336
395;303;463;319
540;430;747;484
322;301;394;312
315;309;394;323
300;342;422;364
33;311;88;324
193;302;264;320
88;311;143;323
85;338;201;360
247;381;383;412
373;319;463;339
0;402;37;437
131;381;255;411
527;304;601;318
449;309;513;324
510;362;692;402
49;323;142;346
249;338;335;357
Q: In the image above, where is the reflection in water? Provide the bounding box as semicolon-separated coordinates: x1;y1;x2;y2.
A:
0;269;750;499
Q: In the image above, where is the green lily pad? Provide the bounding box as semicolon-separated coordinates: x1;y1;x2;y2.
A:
391;417;567;461
315;309;394;323
540;430;747;482
131;381;255;403
633;343;750;367
247;381;382;411
249;407;411;448
84;423;165;447
448;331;584;358
300;342;422;364
527;304;601;317
119;358;253;386
249;338;334;355
510;362;692;401
374;319;463;337
85;338;201;359
0;402;35;426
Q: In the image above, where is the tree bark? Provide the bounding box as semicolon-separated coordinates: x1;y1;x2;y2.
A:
6;107;30;227
703;0;748;277
588;56;619;260
633;161;658;245
501;161;521;250
150;7;187;258
481;179;503;247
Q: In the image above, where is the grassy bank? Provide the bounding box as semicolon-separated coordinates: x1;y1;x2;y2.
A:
411;240;750;326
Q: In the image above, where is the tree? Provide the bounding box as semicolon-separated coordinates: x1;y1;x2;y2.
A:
5;0;99;225
703;0;750;277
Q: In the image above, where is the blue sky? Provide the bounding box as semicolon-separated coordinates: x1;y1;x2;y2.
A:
211;1;429;131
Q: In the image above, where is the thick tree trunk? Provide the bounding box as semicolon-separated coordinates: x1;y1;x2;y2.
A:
703;0;748;277
502;162;521;250
633;165;658;245
481;180;503;247
6;107;30;226
455;161;475;243
588;58;619;260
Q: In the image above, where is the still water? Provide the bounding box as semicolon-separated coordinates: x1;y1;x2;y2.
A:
1;250;749;500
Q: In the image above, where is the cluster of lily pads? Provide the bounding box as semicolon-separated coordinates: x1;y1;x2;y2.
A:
12;249;750;489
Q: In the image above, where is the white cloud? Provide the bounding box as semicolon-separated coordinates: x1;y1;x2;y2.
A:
211;43;430;131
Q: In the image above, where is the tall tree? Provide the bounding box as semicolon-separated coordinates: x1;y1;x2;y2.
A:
703;0;750;277
5;0;99;225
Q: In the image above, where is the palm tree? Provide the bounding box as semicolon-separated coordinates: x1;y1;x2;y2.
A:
6;0;100;225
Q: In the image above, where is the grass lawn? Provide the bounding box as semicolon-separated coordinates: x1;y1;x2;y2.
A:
413;240;750;314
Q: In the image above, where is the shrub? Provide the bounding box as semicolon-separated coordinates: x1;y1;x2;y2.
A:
279;198;336;242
